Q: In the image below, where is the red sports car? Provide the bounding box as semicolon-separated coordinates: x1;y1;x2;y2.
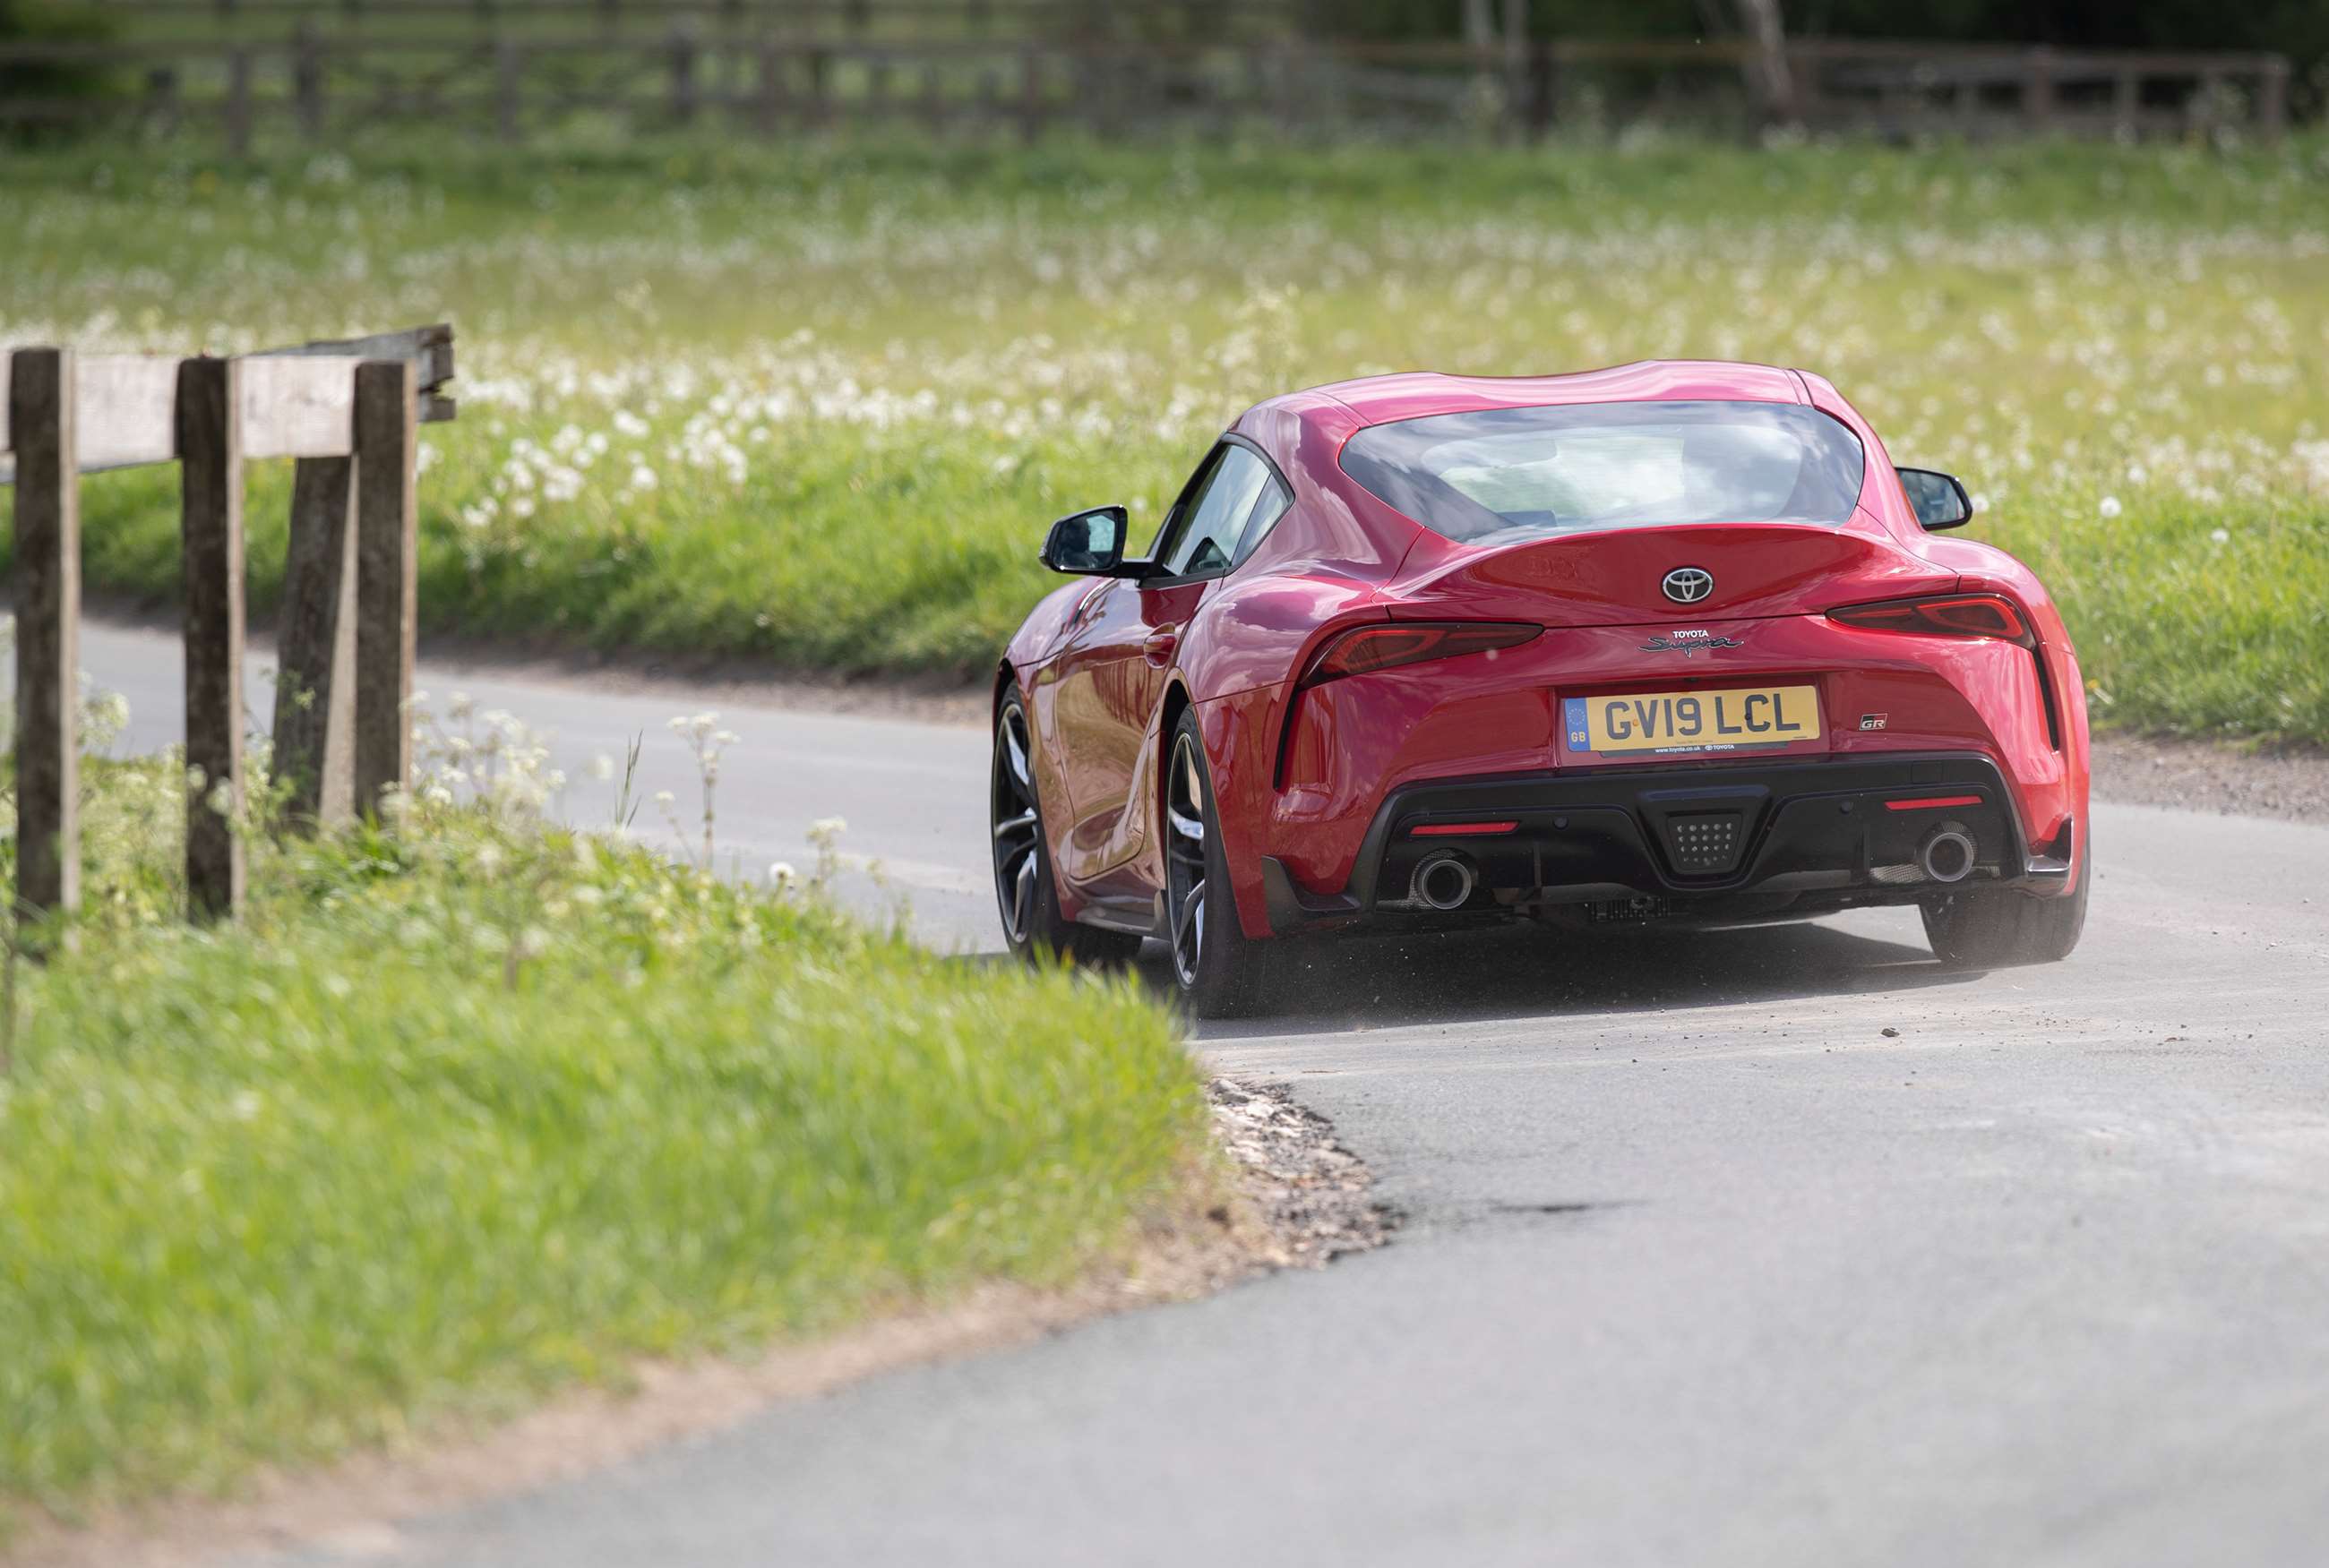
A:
992;361;2089;1015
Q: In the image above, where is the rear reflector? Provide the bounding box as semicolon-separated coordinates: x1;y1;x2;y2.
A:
1411;821;1518;837
1885;794;1982;812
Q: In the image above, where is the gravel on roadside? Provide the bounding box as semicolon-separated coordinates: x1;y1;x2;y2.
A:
2091;732;2329;827
1208;1078;1396;1268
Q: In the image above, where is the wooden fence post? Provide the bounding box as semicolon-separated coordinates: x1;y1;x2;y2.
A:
353;360;417;817
920;62;942;134
2195;66;2225;139
1018;44;1042;144
10;348;81;924
145;65;183;137
271;454;357;829
226;47;254;156
1525;36;1555;141
1500;0;1528;141
2113;66;2138;140
2024;46;2055;133
2257;56;2289;142
754;40;783;135
496;38;523;143
177;356;245;922
670;25;700;126
294;22;325;138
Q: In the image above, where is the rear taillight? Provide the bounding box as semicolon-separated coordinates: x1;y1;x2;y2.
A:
1298;621;1542;687
1827;594;2034;648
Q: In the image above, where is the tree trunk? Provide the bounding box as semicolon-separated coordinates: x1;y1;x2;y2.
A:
1735;0;1795;125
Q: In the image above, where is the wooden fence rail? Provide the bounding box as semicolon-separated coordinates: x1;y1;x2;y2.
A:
0;33;2292;147
2;326;454;929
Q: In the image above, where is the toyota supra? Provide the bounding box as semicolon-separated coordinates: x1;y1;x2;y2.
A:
992;361;2089;1015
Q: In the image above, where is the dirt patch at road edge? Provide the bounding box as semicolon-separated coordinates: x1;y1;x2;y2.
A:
2091;732;2329;827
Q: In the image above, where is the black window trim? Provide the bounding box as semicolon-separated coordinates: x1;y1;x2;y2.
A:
1137;433;1296;590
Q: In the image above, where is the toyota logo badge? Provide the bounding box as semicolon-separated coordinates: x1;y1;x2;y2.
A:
1662;567;1715;604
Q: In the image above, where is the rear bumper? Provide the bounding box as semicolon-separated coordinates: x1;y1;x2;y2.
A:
1259;751;2072;933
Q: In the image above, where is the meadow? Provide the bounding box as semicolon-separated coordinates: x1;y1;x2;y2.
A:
0;725;1201;1523
2;133;2325;737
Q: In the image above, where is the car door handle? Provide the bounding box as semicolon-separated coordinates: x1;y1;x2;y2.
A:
1142;628;1180;666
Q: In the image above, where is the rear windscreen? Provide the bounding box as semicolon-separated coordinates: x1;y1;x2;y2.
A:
1339;399;1866;544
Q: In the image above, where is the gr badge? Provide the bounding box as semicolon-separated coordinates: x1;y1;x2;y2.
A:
1859;714;1889;732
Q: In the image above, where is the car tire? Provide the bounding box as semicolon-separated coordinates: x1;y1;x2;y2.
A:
1921;836;2091;970
1163;709;1283;1019
993;690;1142;968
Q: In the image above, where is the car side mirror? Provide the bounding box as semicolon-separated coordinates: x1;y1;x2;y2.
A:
1040;505;1131;574
1897;467;1973;532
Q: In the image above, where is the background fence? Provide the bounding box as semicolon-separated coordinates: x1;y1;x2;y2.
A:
0;0;2292;147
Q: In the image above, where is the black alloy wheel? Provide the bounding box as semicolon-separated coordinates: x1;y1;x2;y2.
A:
1162;708;1286;1017
992;690;1139;966
1164;727;1211;990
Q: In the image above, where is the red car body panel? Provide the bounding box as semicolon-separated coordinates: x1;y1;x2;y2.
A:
1000;361;2090;944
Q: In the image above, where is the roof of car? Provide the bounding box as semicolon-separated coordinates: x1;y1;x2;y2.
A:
1290;359;1809;428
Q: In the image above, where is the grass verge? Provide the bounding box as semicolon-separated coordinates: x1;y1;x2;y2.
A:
0;755;1199;1531
4;133;2326;736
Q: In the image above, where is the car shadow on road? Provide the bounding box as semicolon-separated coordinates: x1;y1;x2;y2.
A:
1171;917;1976;1041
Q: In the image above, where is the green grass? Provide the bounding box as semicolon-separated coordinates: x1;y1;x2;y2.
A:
4;133;2327;736
0;757;1200;1523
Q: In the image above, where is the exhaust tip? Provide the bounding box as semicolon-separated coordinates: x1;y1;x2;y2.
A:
1921;827;1975;885
1413;853;1476;911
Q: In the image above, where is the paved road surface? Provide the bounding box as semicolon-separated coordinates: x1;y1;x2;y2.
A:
69;621;2329;1567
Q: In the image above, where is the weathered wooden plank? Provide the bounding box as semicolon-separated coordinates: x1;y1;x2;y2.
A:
236;355;366;460
75;356;183;468
10;348;81;923
179;356;246;922
8;354;358;473
353;359;417;816
272;455;358;829
255;323;453;407
1;355;178;473
3;326;455;479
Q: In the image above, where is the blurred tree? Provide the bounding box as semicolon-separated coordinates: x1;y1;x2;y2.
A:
0;0;116;142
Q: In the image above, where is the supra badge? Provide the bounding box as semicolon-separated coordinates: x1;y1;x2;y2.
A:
1641;629;1744;658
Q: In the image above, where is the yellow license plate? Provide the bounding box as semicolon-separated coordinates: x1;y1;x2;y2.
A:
1565;685;1823;756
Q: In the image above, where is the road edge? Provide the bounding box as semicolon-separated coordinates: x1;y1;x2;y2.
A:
4;1077;1389;1568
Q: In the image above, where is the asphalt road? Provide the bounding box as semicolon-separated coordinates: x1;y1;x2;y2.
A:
73;621;2329;1567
